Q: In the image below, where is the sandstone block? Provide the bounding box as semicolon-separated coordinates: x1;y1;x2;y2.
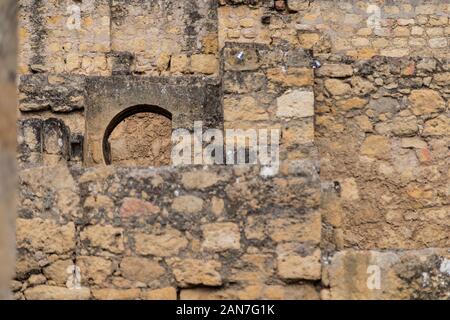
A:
190;54;218;75
77;256;113;285
120;198;160;218
268;212;321;244
268;67;314;87
298;33;320;49
171;195;204;214
224;47;260;71
324;79;351;96
170;54;189;73
423;115;450;137
223;96;269;122
169;259;222;287
340;178;360;201
141;287;177;300
409;89;445;115
282;121;315;146
360;135;391;160
24;286;91;300
120;257;165;284
336;97;368;111
181;171;221;189
16;219;75;255
92;288;141;300
80;225;124;254
135;229;188;257
328;250;405;300
286;0;310;12
43;260;74;286
277;245;321;281
202;223;241;252
276;90;314;119
316;64;353;78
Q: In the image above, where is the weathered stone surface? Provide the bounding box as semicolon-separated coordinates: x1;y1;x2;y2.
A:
16;219;75;254
135;229;188;257
409;89;445;116
202;223;241;252
268;68;314;87
169;259;222;288
181;171;222;189
142;287;177;300
276;90;315;119
423;115;450;137
171;196;204;214
360;136;391;160
336;97;368;111
24;286;91;300
120;198;160;218
92;288;141;300
317;64;353;78
286;0;310;12
120;257;165;284
324;79;351;96
224;96;269;122
268;212;321;244
77;256;113;285
277;245;322;281
80;225;124;254
190;54;218;75
43;260;74;286
224;47;261;71
180;284;320;300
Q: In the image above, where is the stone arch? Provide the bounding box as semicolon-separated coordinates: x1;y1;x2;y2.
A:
102;105;172;166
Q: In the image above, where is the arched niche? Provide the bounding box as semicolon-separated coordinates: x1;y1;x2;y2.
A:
102;105;172;166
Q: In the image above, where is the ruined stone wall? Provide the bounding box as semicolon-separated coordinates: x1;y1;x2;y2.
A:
0;0;17;300
14;0;450;300
15;163;322;300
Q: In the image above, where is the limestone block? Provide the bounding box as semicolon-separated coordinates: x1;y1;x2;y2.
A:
120;257;165;284
277;90;315;119
202;223;241;252
134;229;188;257
277;244;321;281
24;286;91;300
16;219;75;255
169;259;222;288
409;89;445;115
80;225;124;254
171;196;204;214
142;287;177;300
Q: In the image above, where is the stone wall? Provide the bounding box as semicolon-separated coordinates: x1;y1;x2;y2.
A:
14;0;450;300
0;0;17;300
15;162;322;300
316;56;450;252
